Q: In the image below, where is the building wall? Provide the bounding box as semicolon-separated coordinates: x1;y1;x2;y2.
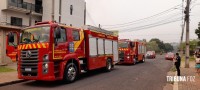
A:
1;10;41;26
0;0;7;10
24;0;35;4
61;0;85;27
42;0;53;22
42;0;85;28
0;29;3;64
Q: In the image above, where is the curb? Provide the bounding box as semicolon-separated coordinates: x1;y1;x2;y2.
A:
173;71;178;90
0;80;27;87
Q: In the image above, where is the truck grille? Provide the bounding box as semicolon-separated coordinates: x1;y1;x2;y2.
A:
20;49;38;76
119;52;125;61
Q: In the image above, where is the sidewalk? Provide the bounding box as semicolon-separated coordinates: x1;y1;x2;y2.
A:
0;63;25;86
178;61;200;90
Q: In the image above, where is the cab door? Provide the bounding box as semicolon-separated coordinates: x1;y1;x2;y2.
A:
53;26;68;60
6;32;19;62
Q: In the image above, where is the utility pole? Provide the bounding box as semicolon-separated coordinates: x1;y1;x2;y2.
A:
185;0;190;68
180;0;185;56
180;22;185;56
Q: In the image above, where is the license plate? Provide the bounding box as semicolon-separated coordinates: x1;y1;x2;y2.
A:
25;68;32;71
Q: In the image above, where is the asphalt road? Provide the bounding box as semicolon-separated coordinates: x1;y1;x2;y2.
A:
0;55;173;90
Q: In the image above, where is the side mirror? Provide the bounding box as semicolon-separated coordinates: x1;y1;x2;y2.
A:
130;42;134;48
55;27;61;39
8;32;14;43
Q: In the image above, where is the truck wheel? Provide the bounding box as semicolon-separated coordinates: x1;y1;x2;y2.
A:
133;58;136;65
63;63;77;83
105;59;112;72
141;57;145;63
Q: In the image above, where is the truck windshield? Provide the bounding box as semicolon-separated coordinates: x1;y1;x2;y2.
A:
20;26;50;43
119;42;128;48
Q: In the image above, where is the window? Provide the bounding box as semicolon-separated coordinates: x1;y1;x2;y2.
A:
98;39;104;55
73;30;80;41
56;27;67;42
70;5;73;15
35;20;41;24
11;0;17;3
10;0;23;5
11;17;22;26
18;0;23;3
89;38;97;56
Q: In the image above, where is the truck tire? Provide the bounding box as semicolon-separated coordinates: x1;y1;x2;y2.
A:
63;63;77;83
105;59;112;72
141;57;145;63
133;58;137;65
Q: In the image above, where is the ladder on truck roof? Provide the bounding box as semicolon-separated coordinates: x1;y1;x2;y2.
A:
83;25;114;36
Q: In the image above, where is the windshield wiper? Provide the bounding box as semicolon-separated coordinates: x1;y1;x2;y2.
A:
23;38;32;44
33;36;40;43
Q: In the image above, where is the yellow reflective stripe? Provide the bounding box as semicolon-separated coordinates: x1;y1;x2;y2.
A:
37;44;41;48
32;44;36;49
19;45;22;49
25;44;29;49
28;44;32;49
22;45;25;49
42;43;46;48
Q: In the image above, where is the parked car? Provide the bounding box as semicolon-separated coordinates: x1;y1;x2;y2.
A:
165;52;175;60
146;51;156;59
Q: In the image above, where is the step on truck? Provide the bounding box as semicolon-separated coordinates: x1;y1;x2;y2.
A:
118;39;146;64
6;21;119;83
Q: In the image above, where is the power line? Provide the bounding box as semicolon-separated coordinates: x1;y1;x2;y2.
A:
119;34;181;36
119;17;182;33
102;3;182;27
104;12;182;29
86;10;97;27
112;15;183;31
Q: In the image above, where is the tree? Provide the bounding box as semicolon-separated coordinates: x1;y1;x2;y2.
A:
195;22;200;39
164;43;174;52
178;39;198;55
189;39;198;51
150;38;165;52
146;41;160;53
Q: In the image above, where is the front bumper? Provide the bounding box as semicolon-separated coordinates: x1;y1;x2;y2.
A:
18;62;58;81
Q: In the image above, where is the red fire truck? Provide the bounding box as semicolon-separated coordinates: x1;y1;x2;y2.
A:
6;21;119;83
118;39;146;64
6;31;20;62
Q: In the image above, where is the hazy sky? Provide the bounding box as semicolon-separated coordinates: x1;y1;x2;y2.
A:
85;0;200;43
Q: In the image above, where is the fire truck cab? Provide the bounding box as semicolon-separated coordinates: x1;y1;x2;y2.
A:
118;39;146;64
6;21;119;83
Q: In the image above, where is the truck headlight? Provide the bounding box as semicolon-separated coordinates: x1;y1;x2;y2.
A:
127;56;130;59
43;63;48;68
43;55;49;61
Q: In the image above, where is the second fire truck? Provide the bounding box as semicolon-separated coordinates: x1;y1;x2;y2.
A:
118;39;146;64
6;21;119;83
